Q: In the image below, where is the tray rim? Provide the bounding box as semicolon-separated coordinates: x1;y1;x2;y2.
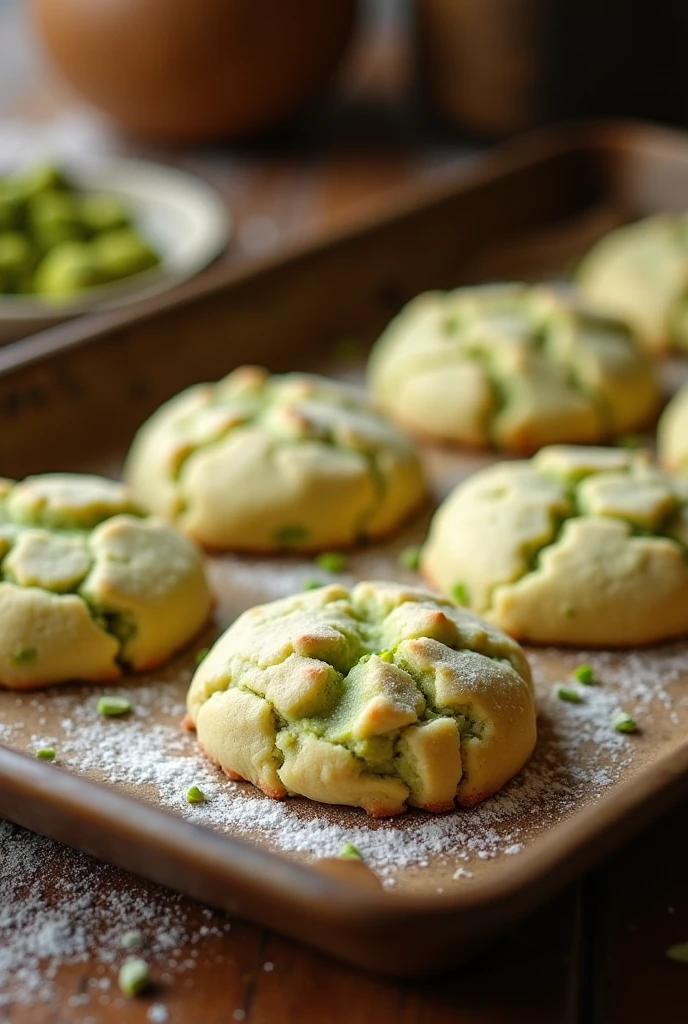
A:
2;722;688;923
3;116;688;379
3;117;688;971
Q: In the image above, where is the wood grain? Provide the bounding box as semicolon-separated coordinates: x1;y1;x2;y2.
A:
3;804;687;1023
1;822;579;1024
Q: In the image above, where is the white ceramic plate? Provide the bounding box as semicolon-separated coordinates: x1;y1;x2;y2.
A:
0;158;231;343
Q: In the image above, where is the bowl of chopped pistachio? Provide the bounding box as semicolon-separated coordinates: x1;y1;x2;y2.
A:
0;157;230;344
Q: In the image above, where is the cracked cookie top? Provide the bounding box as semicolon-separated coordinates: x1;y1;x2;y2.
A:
577;214;688;354
366;283;660;453
124;367;427;552
0;473;212;690
421;446;688;646
186;581;535;816
659;385;688;475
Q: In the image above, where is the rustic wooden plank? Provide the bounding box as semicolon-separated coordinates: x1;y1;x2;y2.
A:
1;820;579;1023
586;800;688;1024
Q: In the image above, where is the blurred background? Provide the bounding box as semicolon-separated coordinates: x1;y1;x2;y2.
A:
1;0;688;303
0;0;451;268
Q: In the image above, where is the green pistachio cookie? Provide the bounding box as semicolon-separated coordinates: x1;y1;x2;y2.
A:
421;446;688;646
185;581;536;816
124;366;427;552
0;473;212;690
577;214;688;353
366;283;660;453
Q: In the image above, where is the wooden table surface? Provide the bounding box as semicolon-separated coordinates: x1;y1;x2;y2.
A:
1;3;687;1021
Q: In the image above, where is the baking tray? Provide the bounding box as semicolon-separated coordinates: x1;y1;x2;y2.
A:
2;121;688;978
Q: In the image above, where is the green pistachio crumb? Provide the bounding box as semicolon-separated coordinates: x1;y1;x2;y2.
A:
273;524;309;547
339;842;363;861
187;785;206;805
451;582;470;606
555;686;584;704
573;663;595;686
315;552;345;574
560;604;576;618
303;578;323;591
398;545;421;571
10;646;38;666
611;709;638;733
121;930;145;951
97;695;132;717
666;942;688;964
194;647;210;667
118;957;151;997
377;650;394;663
36;747;56;761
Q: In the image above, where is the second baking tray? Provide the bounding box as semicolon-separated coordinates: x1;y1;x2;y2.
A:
1;120;688;977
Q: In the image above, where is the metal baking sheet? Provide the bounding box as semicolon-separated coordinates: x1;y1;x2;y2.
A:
1;121;688;976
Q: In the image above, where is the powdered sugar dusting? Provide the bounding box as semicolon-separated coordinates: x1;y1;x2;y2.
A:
3;640;687;880
0;818;233;1009
2;617;688;1007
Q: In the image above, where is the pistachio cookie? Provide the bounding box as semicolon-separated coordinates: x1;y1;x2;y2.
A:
421;446;688;647
0;474;212;690
185;581;536;816
124;367;427;552
577;215;688;353
658;385;688;474
366;283;660;453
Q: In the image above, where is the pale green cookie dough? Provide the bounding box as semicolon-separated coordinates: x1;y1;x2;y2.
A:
421;446;688;646
366;283;660;453
186;581;536;816
124;366;427;552
658;385;688;474
0;473;212;690
577;214;688;353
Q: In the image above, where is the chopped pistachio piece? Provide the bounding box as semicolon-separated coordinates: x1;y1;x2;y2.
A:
273;524;309;547
10;646;38;667
339;842;363;861
398;545;421;571
451;582;470;606
302;578;323;591
377;650;394;663
315;552;345;574
186;785;206;805
611;709;638;733
36;747;56;761
118;957;151;997
666;942;688;964
121;930;145;951
555;686;584;704
573;663;595;685
94;229;160;281
194;647;210;667
97;695;132;717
